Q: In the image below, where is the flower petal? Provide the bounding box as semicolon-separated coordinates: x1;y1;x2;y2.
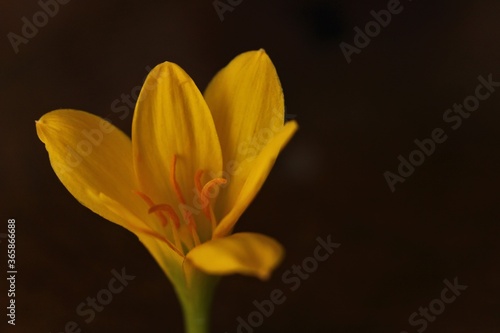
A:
186;232;284;280
214;120;298;238
132;62;222;239
204;49;285;219
36;109;153;235
138;233;186;287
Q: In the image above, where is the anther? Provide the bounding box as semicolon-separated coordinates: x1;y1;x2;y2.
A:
132;190;183;257
200;177;227;233
201;178;227;208
149;204;180;228
134;190;155;207
133;190;183;254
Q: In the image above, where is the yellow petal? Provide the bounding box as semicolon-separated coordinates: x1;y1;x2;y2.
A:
186;232;284;280
132;62;222;239
204;49;285;219
138;233;186;287
214;120;298;238
36;109;152;235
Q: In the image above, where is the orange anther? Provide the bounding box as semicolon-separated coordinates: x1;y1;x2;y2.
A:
199;177;226;234
149;204;180;228
201;178;227;204
134;190;155;207
133;190;183;253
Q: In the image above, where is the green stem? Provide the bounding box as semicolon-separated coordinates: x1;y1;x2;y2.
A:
176;272;218;333
180;292;212;333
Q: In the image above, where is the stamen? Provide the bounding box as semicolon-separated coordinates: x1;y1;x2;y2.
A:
149;204;180;228
207;207;218;235
171;155;202;247
194;170;210;220
188;220;201;246
201;178;227;204
194;170;204;194
170;155;186;204
200;178;227;234
133;190;183;255
134;190;155;207
178;206;201;246
139;228;183;257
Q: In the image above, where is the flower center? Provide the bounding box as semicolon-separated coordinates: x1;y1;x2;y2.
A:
135;155;226;256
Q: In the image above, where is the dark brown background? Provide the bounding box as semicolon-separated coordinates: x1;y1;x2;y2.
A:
1;0;500;332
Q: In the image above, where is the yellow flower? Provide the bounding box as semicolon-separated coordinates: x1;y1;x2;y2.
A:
36;49;297;333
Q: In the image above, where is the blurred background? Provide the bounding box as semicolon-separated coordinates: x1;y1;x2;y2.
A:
1;0;500;332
